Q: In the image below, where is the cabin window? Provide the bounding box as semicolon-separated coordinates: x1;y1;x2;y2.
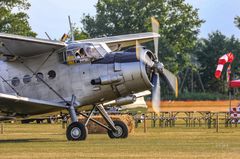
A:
48;70;56;79
23;75;31;84
36;72;44;82
11;77;20;87
66;50;75;65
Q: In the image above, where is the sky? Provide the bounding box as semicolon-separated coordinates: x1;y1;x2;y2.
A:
185;0;240;39
27;0;240;39
27;0;98;39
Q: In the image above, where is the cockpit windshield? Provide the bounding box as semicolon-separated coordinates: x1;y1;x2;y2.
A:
83;43;107;59
62;42;109;65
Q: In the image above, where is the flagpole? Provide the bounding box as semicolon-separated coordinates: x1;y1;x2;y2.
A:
228;64;232;125
215;52;234;124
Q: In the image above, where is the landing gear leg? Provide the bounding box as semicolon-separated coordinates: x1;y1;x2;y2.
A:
66;95;88;141
96;104;128;139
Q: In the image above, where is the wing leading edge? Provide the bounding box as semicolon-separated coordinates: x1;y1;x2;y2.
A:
0;32;159;57
0;33;66;57
0;93;67;115
78;32;160;51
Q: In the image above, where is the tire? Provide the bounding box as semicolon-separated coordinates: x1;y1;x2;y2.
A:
66;122;88;141
107;120;128;139
36;119;41;124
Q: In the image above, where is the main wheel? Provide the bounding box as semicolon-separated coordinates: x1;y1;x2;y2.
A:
107;120;128;139
66;122;88;141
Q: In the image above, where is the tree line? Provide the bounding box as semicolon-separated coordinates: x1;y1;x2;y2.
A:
1;0;240;99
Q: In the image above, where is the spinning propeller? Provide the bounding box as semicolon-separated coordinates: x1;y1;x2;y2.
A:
136;17;178;113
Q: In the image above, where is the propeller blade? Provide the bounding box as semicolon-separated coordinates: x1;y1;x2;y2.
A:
136;40;154;67
162;68;178;97
152;72;160;113
136;40;140;60
151;17;159;60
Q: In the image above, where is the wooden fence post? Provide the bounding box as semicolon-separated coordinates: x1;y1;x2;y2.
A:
1;122;3;134
216;112;219;133
143;114;147;133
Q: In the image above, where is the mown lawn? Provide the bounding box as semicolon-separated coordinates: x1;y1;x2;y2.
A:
0;123;239;159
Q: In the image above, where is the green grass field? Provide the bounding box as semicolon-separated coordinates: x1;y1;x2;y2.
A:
0;123;240;159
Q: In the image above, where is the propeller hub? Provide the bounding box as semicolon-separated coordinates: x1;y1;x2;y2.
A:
153;62;164;73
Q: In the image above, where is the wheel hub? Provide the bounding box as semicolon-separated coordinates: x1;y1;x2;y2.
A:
71;127;81;139
112;126;123;138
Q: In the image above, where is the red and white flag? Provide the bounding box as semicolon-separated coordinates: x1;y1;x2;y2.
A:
215;52;234;79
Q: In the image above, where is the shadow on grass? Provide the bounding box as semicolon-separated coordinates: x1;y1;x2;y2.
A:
0;138;65;143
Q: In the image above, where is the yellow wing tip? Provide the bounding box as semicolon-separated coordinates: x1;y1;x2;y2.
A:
151;17;160;27
136;40;140;60
175;78;178;98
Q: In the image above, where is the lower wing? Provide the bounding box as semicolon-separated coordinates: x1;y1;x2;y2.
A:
0;93;67;116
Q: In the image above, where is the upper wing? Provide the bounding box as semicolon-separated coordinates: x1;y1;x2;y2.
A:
0;32;159;57
0;33;65;57
77;32;160;51
0;93;67;115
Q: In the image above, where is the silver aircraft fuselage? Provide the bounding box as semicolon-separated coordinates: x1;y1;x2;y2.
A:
0;42;153;113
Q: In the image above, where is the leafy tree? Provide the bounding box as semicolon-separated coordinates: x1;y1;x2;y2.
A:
0;0;36;36
234;16;240;29
81;0;204;73
69;26;89;41
193;31;240;93
73;29;89;40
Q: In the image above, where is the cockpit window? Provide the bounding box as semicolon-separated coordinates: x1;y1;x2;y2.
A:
66;50;75;65
83;44;107;59
63;43;108;65
92;44;108;57
75;48;86;59
84;45;99;59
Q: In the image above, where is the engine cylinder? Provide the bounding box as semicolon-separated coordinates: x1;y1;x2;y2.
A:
91;74;123;85
115;95;136;106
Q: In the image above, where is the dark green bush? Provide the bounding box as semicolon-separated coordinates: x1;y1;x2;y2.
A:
145;92;232;101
